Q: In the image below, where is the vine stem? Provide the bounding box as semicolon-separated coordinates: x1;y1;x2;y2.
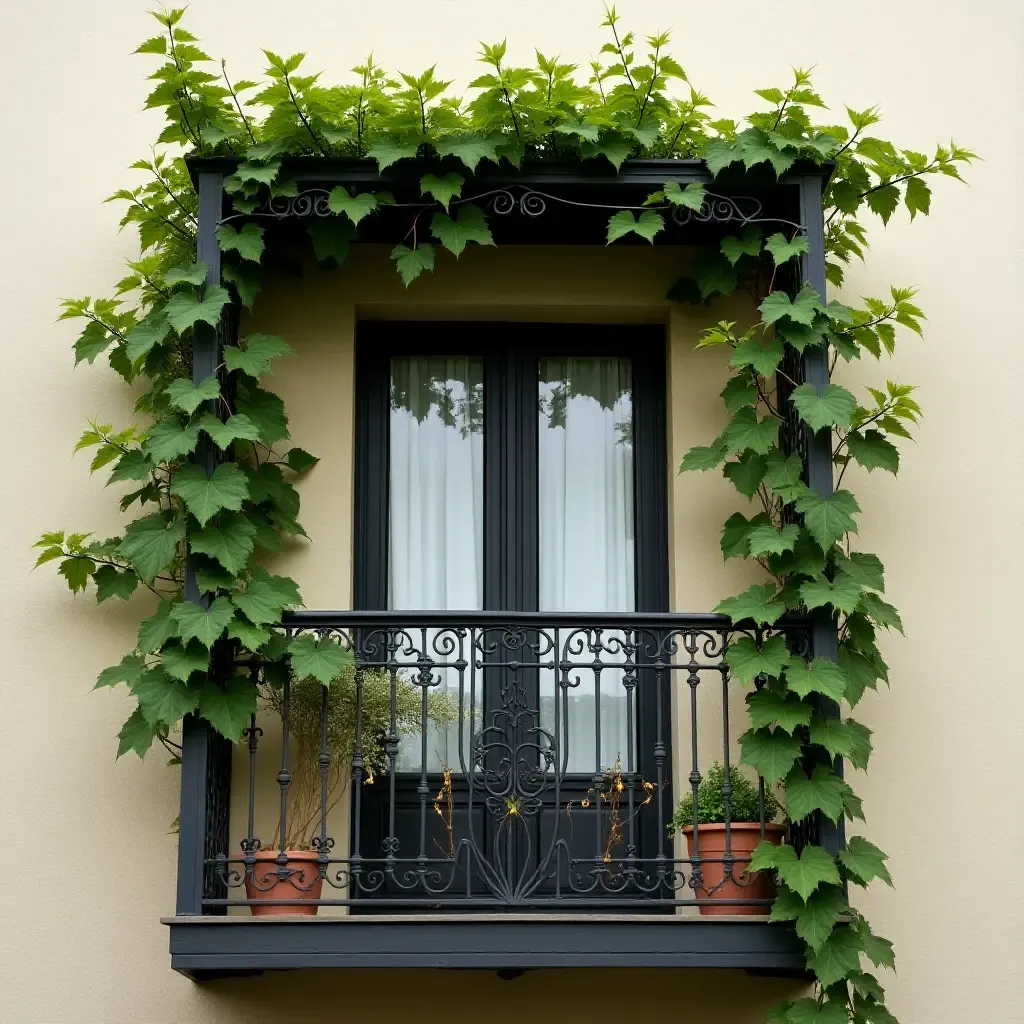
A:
222;60;256;145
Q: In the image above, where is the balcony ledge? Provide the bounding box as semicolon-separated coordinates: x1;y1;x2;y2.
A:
163;913;809;981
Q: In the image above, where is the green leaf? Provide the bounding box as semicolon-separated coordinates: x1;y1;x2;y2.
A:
729;334;784;378
420;173;463;211
236;385;289;443
755;843;840;901
721;375;758;415
166;375;221;416
796;885;849;952
680;442;728;472
216;222;265;262
767;885;804;922
227;615;273;650
606;210;664;244
433;134;501;172
125;312;171;363
108;449;155;485
198;676;258;741
726;634;791;685
785;997;849;1024
858;591;904;632
835;551;885;592
764;451;807;503
554;115;601;143
117;707;158;759
285;448;319;473
739;726;802;784
839;836;893;887
716;583;786;625
764;233;809;266
160;639;211;682
704;138;742;176
165;262;208;288
288;633;354;684
134;667;199;726
164;286;231;334
746;690;813;733
722;407;780;455
307;219;355;268
848;429;900;474
785;657;848;701
59;556;94;593
838;647;882;707
856;920;896;971
759;287;822;327
74;321;112;364
806;925;862;987
137;601;180;653
143;417;202;462
791;383;857;431
391;243;436;287
232;568;302;624
189;513;257;574
723;451;767;498
720;226;761;265
721;511;769;560
367;137;420;172
431;204;495;257
170;464;249;527
748;523;800;557
93;564;139;603
96;653;148;690
171;596;235;648
800;571;863;615
327;187;378;226
784;764;849;824
693;250;738;298
196;412;262;449
224;334;293;377
795;490;860;549
118;512;185;584
867;183;900;224
194;561;235;594
809;716;870;766
904;175;931;219
663;180;706;210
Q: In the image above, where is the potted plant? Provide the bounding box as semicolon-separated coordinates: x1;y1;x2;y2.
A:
668;761;784;916
245;663;457;915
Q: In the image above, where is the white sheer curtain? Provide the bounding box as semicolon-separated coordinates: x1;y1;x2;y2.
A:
538;358;634;773
389;357;483;772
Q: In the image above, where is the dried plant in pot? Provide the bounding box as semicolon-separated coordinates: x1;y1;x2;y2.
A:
245;663;457;916
668;761;784;916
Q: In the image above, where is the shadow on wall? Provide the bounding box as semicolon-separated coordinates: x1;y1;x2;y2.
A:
192;967;806;1023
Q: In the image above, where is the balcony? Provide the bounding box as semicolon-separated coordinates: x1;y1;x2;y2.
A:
165;610;818;978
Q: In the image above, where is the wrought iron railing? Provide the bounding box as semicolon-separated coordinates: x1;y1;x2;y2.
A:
205;611;812;912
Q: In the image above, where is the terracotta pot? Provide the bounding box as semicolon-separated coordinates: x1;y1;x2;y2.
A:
244;850;324;916
682;822;786;916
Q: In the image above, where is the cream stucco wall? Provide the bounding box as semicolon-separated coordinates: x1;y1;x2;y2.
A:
2;2;1022;1023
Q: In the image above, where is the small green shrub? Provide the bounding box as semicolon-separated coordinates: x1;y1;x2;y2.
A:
668;761;779;833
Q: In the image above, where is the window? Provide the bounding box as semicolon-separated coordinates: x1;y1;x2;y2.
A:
353;322;669;901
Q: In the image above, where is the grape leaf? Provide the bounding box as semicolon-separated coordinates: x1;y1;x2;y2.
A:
368;137;420;172
750;842;840;901
747;523;800;557
166;375;220;416
143;417;202;462
164;285;231;334
327;187;378;226
116;707;158;758
606;210;664;244
806;925;862;987
796;884;849;952
118;512;185;583
723;451;767;498
739;726;802;783
759;287;822;327
722;407;780;454
96;653;148;690
232;568;302;624
195;412;262;449
839;836;893;887
433;134;501;171
794;490;860;549
800;572;864;615
729;334;785;378
715;583;786;625
784;656;848;701
726;634;791;685
431;203;495;257
189;512;257;574
720;226;761;265
848;429;900;474
764;232;809;266
784;764;850;824
288;633;354;684
391;243;436;287
171;596;235;648
791;383;857;431
224;334;293;377
170;464;249;527
746;689;813;733
198;676;257;741
134;666;200;725
420;173;463;211
216;222;265;262
93;564;139;603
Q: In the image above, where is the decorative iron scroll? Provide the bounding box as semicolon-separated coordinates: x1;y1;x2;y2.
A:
209;612;812;910
243;184;800;232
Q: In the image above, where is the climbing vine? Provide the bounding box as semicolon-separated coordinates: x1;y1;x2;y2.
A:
35;6;972;1022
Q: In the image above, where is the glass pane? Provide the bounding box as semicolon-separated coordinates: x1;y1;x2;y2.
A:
389;356;483;772
538;357;634;774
